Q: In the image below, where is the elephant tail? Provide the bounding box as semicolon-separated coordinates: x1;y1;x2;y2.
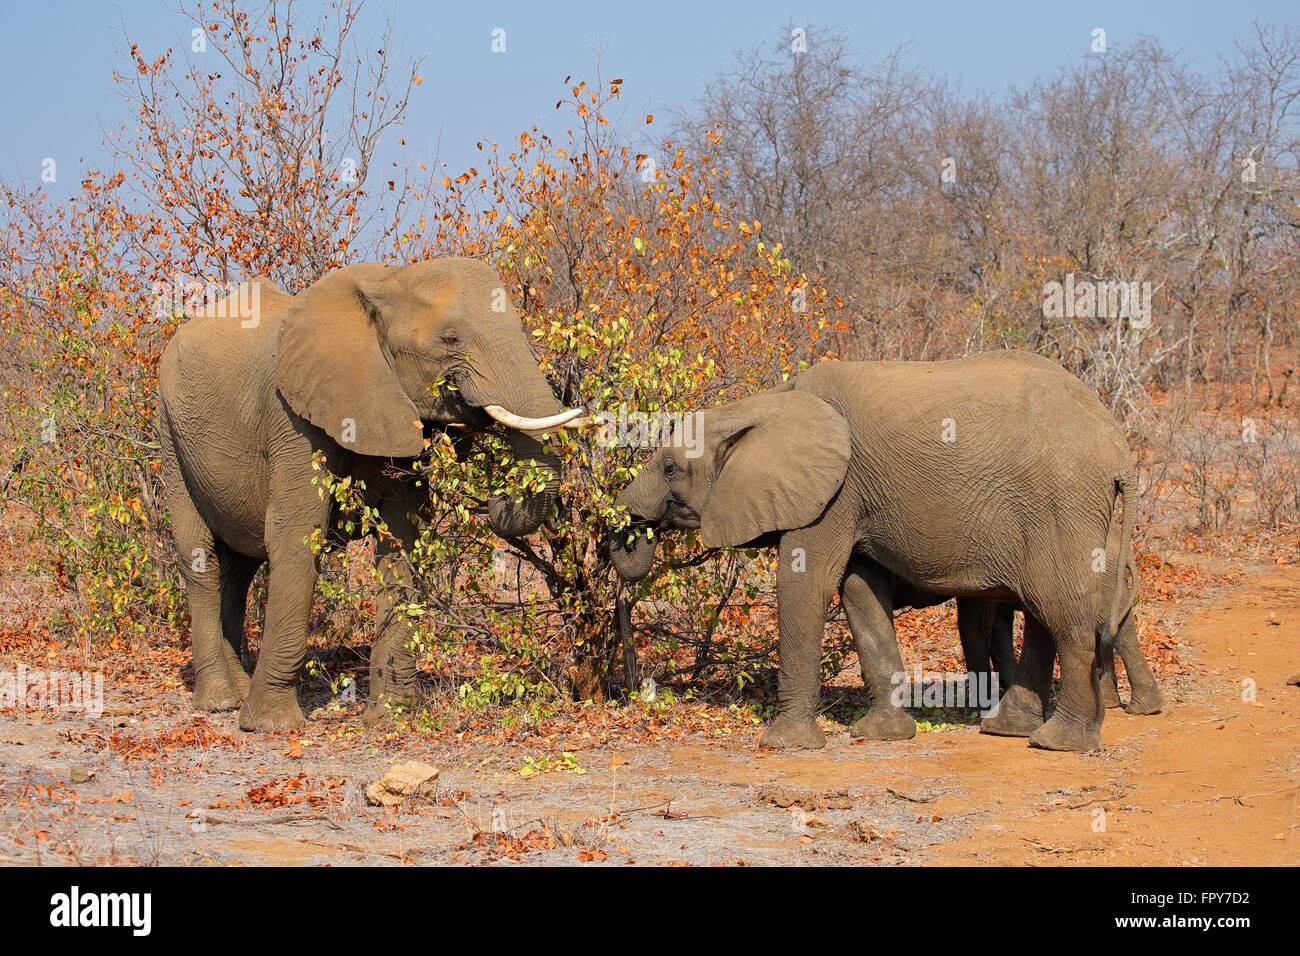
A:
1108;470;1136;642
1097;470;1135;677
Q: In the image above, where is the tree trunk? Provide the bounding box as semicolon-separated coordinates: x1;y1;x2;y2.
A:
568;611;612;704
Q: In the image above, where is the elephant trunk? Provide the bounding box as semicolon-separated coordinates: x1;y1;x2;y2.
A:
468;344;566;539
609;473;664;582
609;525;659;583
488;428;561;537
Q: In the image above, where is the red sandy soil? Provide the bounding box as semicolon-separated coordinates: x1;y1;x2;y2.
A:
1;538;1296;865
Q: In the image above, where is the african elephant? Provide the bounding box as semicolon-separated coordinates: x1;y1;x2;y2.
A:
158;258;582;731
895;526;1164;716
610;351;1137;751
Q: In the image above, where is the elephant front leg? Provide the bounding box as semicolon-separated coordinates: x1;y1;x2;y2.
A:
758;530;848;750
842;559;915;741
365;627;417;726
239;548;317;732
364;501;421;726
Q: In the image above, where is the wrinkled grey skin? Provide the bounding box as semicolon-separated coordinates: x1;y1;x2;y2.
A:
159;259;567;731
612;352;1142;752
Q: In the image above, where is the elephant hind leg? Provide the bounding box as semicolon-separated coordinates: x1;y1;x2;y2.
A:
1117;611;1165;715
956;598;995;679
982;613;1052;738
988;604;1017;692
1028;626;1104;752
1101;652;1125;709
842;559;915;741
218;546;260;701
957;600;1017;697
161;428;245;712
183;544;243;712
238;545;314;732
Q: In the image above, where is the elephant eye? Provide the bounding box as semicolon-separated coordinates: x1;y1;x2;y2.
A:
437;331;461;347
663;457;678;479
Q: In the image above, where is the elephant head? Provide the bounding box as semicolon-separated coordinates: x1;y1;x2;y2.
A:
275;258;581;537
609;390;852;582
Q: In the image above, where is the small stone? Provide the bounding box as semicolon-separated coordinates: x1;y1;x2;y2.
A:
365;760;440;807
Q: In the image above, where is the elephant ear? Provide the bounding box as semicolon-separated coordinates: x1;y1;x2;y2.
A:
275;263;425;458
699;391;851;548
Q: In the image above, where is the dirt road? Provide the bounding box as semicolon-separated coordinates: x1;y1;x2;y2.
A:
1;551;1297;865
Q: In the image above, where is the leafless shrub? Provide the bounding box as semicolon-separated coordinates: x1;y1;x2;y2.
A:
679;23;1300;429
1238;417;1300;525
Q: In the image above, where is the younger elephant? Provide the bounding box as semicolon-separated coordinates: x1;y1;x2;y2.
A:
159;259;583;730
895;532;1164;716
611;352;1137;751
892;586;1018;694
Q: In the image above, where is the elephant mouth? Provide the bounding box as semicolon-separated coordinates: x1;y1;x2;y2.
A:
448;402;494;430
665;499;700;529
436;372;585;434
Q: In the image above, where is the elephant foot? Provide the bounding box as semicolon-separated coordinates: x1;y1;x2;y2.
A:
192;672;244;712
361;692;415;728
759;715;826;750
849;708;916;741
1102;681;1123;710
362;677;418;727
238;689;306;732
1028;714;1101;752
979;686;1044;738
1124;684;1165;715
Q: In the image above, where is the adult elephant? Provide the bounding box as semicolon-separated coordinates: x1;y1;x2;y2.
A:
158;259;582;731
610;352;1137;752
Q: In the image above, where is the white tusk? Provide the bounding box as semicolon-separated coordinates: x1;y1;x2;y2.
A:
482;405;588;431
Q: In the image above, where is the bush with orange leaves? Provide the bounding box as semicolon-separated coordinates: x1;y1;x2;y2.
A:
1;173;183;641
318;76;835;710
1;0;830;716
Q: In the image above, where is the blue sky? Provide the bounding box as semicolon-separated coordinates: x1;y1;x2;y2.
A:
1;0;1295;197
